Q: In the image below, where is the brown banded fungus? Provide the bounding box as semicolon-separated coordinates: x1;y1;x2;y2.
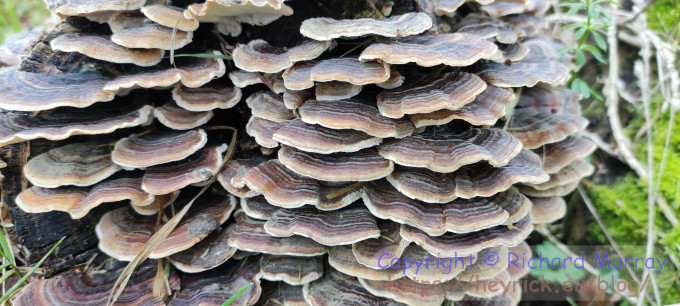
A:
14;263;180;305
233;39;332;73
112;128;208;168
315;81;363;101
362;181;531;235
17;177;155;219
273;119;382;154
168;223;238;273
278;146;394;182
111;23;193;50
408;85;513;127
104;54;226;91
5;0;593;304
376;72;487;118
399;214;534;257
303;267;403;306
141;145;227;194
387;149;548;203
50;34;165;66
172;84;242;111
96;194;236;260
310;58;391;85
0;67;114;111
298;99;415;138
264;205;381;245
259;254;324;285
217;158;269;197
0;105;153;146
228;210;328;256
434;0;495;16
140;4;199;31
154;102;214;130
24;143;122;188
242;160;362;210
300;12;432;40
245;116;283;149
169;257;263;305
376;129;523;172
359;33;500;67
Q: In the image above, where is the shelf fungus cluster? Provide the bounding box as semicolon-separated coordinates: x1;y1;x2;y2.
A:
1;0;594;305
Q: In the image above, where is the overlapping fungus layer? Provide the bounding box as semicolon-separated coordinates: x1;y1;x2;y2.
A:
2;0;593;305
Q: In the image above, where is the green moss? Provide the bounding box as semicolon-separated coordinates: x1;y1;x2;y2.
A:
647;0;680;34
587;175;680;303
587;92;680;303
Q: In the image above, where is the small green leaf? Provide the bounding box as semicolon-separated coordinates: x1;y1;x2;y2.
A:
583;45;607;63
566;4;583;15
574;27;588;42
589;85;605;101
579;82;591;98
588;5;600;20
591;31;607;51
574;49;587;66
222;282;254;306
563;23;585;31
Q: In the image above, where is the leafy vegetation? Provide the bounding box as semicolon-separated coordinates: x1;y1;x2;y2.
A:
586;94;680;304
0;230;63;302
647;0;680;39
0;0;50;43
559;0;616;100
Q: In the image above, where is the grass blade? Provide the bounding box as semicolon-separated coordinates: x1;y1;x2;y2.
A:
0;229;21;277
0;269;15;285
222;282;254;306
0;236;65;303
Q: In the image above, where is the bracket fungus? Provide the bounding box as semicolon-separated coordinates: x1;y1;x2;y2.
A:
0;67;114;111
172;84;242;111
387;149;549;203
141;145;227;194
50;34;165;66
376;72;487;118
359;33;500;67
377;128;523;172
273;119;382;154
233;39;332;73
15;263;180;305
241;160;362;210
112;128;208;168
140;4;199;31
16;177;155;219
4;0;594;304
298;99;416;138
24;143;122;188
96;194;236;260
154;102;214;130
300;12;432;40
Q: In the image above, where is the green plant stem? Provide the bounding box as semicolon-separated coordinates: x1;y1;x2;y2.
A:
0;230;23;278
222;282;253;306
578;0;592;48
0;236;65;303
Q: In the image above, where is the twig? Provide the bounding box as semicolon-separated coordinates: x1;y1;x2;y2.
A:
579;130;617;156
577;187;649;292
604;7;649;179
632;2;661;301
